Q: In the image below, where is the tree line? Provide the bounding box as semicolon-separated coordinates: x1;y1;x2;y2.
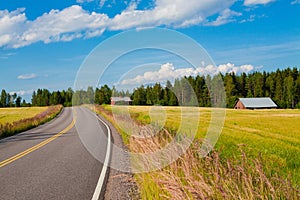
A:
31;85;113;106
0;90;29;107
1;67;299;108
131;67;300;108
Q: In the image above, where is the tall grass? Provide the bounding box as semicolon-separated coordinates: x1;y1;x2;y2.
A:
95;105;300;199
133;136;299;199
0;105;63;138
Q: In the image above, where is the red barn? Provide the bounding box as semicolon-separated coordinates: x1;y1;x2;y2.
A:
234;97;277;110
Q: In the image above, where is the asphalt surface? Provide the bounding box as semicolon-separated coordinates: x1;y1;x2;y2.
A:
0;107;110;200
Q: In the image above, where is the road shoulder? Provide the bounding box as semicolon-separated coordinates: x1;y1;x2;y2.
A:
95;113;140;200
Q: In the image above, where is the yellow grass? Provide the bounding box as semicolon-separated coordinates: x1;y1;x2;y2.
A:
0;106;62;138
0;107;49;125
96;105;300;199
102;105;300;184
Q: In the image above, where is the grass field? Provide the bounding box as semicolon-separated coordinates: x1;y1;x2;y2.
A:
0;106;62;138
125;106;300;181
97;105;300;199
0;107;49;124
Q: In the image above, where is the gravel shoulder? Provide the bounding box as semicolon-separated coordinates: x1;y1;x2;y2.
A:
96;113;140;200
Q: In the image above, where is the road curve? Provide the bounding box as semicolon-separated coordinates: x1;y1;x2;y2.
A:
0;107;111;200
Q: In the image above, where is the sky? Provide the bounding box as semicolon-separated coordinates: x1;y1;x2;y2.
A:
0;0;300;100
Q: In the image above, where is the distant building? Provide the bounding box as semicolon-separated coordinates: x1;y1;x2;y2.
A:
234;97;277;109
111;97;132;106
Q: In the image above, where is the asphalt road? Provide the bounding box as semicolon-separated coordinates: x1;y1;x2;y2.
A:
0;107;111;200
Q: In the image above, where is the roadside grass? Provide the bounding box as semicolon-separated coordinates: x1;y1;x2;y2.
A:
0;105;63;138
95;105;300;199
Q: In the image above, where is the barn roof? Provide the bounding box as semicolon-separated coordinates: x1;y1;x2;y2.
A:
111;97;132;102
238;97;277;108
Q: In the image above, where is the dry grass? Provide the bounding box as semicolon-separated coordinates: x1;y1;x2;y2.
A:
0;105;63;138
128;127;299;199
0;107;49;124
95;105;300;199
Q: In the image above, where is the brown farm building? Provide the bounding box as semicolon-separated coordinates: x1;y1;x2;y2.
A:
234;97;277;109
111;97;132;105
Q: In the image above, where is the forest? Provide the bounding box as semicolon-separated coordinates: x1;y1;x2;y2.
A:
1;67;299;108
131;67;300;108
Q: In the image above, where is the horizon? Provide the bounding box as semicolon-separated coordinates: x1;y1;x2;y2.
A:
1;0;300;101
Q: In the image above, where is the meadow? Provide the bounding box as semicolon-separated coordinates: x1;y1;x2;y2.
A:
0;106;63;138
0;107;49;124
96;105;300;199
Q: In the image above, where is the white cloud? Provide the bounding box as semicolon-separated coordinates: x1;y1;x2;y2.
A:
0;6;109;48
205;9;242;26
9;89;33;96
240;14;256;23
291;0;300;4
0;0;268;48
244;0;274;6
0;34;12;47
214;63;255;74
18;6;108;48
109;0;235;29
17;73;37;80
121;62;257;85
0;8;27;47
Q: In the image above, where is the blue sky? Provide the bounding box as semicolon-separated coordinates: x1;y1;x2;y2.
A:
0;0;300;100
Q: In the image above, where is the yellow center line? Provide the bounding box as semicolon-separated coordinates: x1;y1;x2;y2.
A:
0;117;76;168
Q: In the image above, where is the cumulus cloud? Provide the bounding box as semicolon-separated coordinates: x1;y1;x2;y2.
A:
109;0;235;29
244;0;275;6
121;62;257;85
0;8;27;47
0;0;270;48
17;73;37;80
0;6;109;48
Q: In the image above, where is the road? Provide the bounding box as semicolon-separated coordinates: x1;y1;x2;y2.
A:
0;107;111;200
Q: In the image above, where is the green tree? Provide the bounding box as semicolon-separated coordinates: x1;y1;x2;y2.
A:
95;85;112;105
224;73;238;108
274;70;284;107
64;88;73;106
1;89;7;107
166;80;178;106
295;75;300;108
253;72;265;97
31;91;37;106
265;74;275;98
145;86;153;105
15;96;22;107
132;85;146;105
152;83;163;105
284;75;296;108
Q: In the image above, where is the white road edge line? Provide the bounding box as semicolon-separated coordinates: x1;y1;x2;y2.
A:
91;113;112;200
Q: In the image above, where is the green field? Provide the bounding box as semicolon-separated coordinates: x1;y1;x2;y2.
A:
99;105;300;199
0;107;49;124
128;107;300;180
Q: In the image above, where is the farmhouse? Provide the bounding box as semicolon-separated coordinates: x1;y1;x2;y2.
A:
111;97;132;106
234;97;277;109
